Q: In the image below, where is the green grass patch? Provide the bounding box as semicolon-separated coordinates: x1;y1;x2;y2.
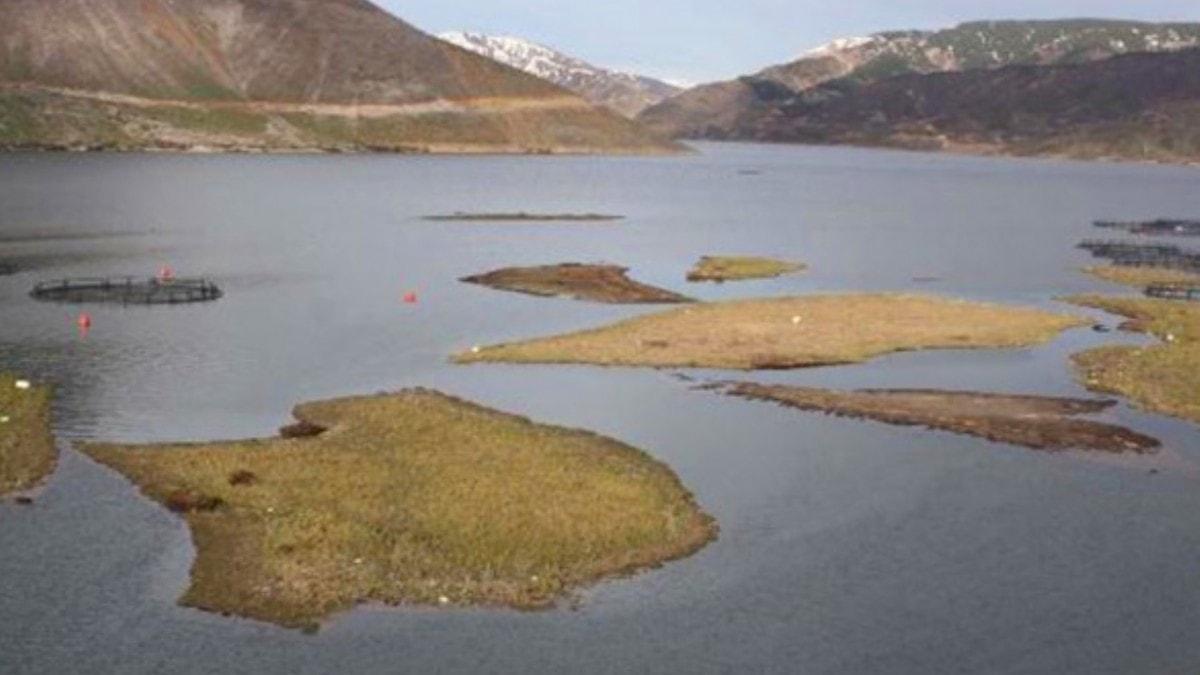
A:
686;256;806;283
140;105;268;137
0;95;42;144
1067;295;1200;424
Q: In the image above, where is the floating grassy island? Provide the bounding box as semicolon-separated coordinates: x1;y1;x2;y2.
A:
82;389;716;630
687;256;806;283
1083;265;1200;289
0;375;55;497
456;294;1085;370
423;213;624;223
462;264;693;304
718;384;1158;453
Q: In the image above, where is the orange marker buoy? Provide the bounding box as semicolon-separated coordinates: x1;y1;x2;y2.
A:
403;291;419;304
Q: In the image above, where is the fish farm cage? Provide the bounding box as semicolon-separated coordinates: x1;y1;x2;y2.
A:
1145;283;1200;302
1094;220;1200;237
1078;240;1200;272
30;277;223;305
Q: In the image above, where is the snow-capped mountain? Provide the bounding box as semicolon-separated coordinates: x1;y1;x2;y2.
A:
439;31;680;117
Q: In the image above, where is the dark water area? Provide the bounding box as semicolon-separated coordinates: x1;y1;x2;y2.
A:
1;143;1199;674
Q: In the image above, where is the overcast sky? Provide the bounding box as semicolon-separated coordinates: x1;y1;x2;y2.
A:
379;1;1200;84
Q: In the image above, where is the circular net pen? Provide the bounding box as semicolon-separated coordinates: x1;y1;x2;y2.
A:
31;277;223;305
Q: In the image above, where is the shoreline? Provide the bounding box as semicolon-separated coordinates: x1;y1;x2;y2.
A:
0;142;687;157
675;137;1200;169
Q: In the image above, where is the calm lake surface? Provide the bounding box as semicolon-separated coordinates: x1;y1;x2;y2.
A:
2;143;1199;674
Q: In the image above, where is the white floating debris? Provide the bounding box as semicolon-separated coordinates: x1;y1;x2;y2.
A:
0;416;9;424
530;575;539;582
438;596;450;605
1166;334;1177;343
791;316;803;325
354;558;364;565
471;346;482;354
14;380;31;390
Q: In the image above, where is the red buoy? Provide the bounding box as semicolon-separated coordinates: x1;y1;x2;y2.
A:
158;264;175;282
403;291;418;304
77;313;92;331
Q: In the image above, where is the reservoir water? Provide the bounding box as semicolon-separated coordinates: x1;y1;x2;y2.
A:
2;143;1199;674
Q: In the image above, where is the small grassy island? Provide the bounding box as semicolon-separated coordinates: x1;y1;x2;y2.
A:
423;213;624;223
0;372;55;494
455;294;1084;370
718;384;1158;453
1083;265;1200;289
0;375;55;498
687;256;806;283
82;389;716;630
461;264;694;304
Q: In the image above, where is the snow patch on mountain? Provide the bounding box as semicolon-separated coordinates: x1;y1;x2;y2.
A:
439;31;680;117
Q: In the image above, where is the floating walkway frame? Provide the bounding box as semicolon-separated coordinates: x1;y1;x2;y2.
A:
31;277;223;305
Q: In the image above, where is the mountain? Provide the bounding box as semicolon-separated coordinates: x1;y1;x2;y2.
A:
0;0;677;154
439;32;680;117
639;19;1200;141
731;48;1200;164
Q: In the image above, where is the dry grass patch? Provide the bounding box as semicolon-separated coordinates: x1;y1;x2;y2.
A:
81;389;716;630
456;294;1085;370
461;264;693;304
687;256;806;283
1067;295;1200;424
0;375;55;497
1084;265;1200;289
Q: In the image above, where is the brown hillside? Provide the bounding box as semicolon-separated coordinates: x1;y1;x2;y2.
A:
0;0;677;153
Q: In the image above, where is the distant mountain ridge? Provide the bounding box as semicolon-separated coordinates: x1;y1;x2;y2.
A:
439;32;680;117
0;0;676;153
720;47;1200;164
640;19;1200;141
